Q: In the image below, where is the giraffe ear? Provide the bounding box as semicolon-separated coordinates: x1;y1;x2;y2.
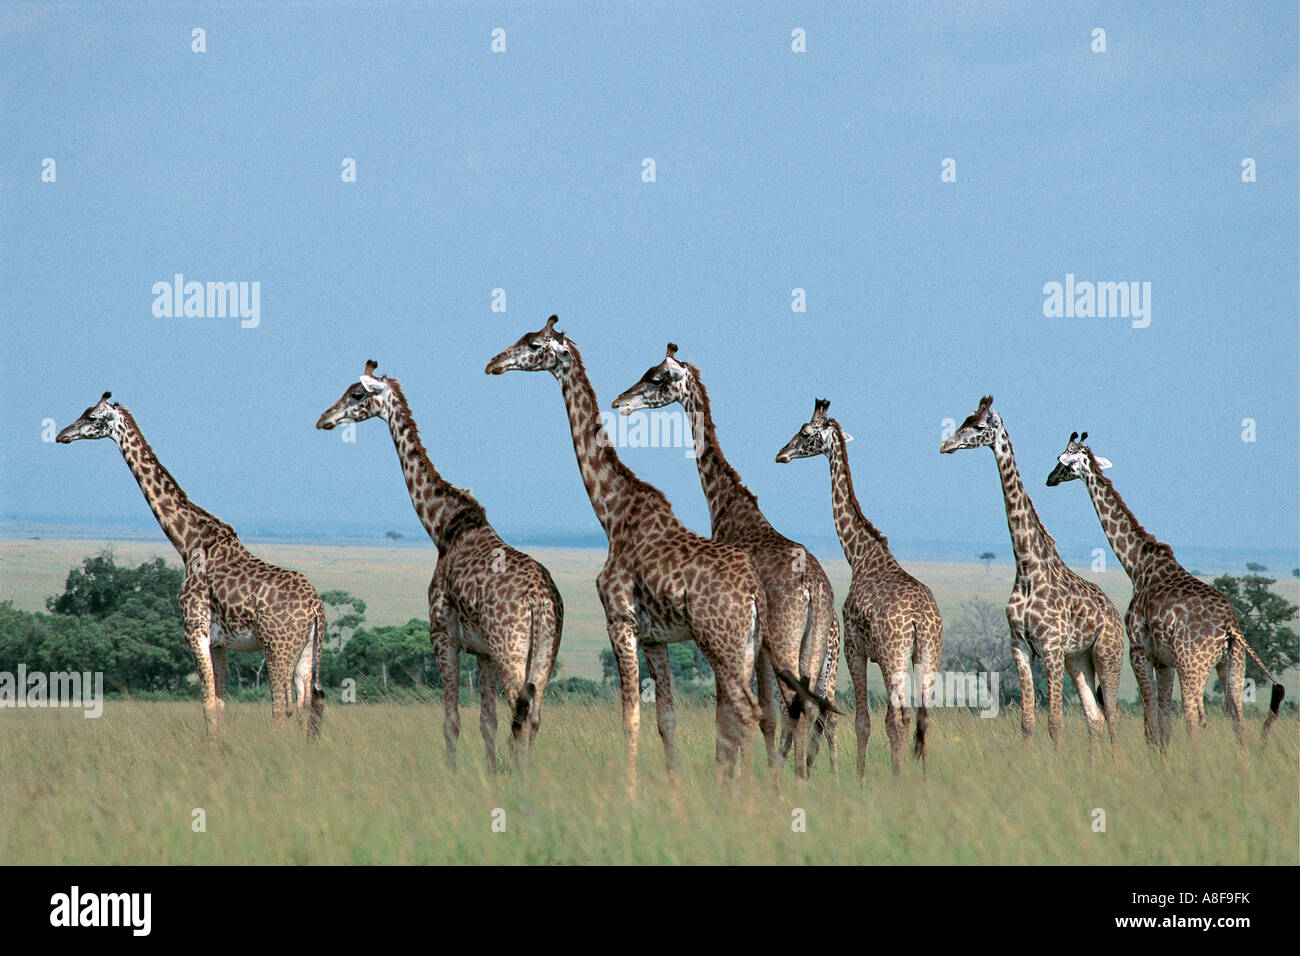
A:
841;431;854;442
360;363;386;393
1094;456;1113;470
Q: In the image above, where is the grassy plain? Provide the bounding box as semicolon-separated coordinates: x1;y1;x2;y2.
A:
1;537;1295;866
0;699;1294;865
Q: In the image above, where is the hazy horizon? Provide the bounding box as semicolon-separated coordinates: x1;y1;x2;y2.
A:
3;516;1292;578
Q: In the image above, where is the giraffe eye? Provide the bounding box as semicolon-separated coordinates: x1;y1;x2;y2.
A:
528;340;542;351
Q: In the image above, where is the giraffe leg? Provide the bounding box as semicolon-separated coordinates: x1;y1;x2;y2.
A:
433;630;460;769
1010;633;1036;740
913;657;937;776
478;657;499;774
265;651;295;728
1218;650;1245;746
805;615;841;775
211;647;228;702
1093;643;1122;750
1155;665;1174;749
642;644;677;776
292;638;320;737
1176;664;1209;745
715;670;757;779
1067;653;1104;753
823;711;839;775
180;577;223;735
1044;650;1065;749
1130;644;1159;748
605;612;642;789
692;616;760;779
826;618;842;774
718;652;759;778
883;667;907;776
844;628;870;783
755;648;779;768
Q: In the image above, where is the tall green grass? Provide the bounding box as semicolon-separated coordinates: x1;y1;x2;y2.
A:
2;701;1294;865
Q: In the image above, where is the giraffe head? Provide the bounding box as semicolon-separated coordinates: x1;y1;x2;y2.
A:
775;399;852;463
939;395;1002;454
1045;432;1112;486
316;360;394;430
56;392;122;444
610;343;689;414
484;315;575;378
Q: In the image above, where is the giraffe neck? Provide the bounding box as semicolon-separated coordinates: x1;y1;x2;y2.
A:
824;425;895;573
113;409;229;559
680;368;768;534
1080;456;1154;579
383;381;486;553
556;349;671;539
990;429;1059;577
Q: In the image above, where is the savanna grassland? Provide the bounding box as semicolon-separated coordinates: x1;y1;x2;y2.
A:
1;538;1296;865
1;700;1295;865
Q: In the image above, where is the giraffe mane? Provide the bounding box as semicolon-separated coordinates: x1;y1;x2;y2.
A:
1085;447;1171;560
115;406;236;538
829;419;888;548
385;378;485;515
995;429;1057;554
565;342;672;512
683;363;758;508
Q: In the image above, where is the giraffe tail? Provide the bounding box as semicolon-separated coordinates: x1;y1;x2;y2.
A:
308;601;326;735
774;667;842;719
1236;630;1285;738
513;588;561;734
512;607;539;734
912;621;929;760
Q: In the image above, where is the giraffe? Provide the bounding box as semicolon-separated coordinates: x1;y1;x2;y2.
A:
1046;432;1286;745
316;362;563;771
486;316;765;785
611;344;840;777
940;395;1122;748
56;393;324;735
776;399;942;778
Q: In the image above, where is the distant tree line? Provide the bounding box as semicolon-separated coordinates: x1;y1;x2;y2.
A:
1;552;1293;709
0;551;604;703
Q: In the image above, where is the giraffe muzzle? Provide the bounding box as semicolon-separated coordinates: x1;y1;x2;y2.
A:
1045;462;1073;486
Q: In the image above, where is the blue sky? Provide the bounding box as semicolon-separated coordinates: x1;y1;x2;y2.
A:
3;2;1297;566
